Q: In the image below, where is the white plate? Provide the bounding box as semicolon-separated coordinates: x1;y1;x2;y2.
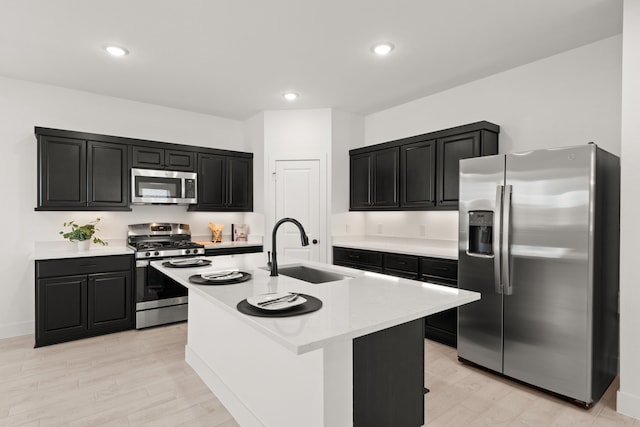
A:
201;270;241;281
247;292;306;311
170;257;205;265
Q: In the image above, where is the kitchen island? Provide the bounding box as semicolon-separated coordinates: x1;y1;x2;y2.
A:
152;253;479;427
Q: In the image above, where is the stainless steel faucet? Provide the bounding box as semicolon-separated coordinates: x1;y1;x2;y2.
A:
269;218;310;276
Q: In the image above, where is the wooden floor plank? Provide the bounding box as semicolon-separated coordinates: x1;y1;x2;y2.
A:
0;324;636;426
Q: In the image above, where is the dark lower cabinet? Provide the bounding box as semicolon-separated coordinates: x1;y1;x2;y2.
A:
421;258;458;347
35;255;133;347
353;318;425;427
333;246;383;272
334;246;459;347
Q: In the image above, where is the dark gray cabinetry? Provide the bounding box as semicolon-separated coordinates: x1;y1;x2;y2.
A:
36;132;129;211
350;121;499;211
35;255;134;347
383;253;419;279
203;245;263;256
353;318;425;427
421;258;458;347
35;126;254;212
350;147;399;209
189;152;253;212
334;246;458;347
333;247;383;272
131;145;195;171
437;130;497;207
401;139;437;208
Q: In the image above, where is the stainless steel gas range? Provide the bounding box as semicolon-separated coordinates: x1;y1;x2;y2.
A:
127;223;204;329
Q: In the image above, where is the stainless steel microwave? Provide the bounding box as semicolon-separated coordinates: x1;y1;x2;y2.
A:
131;168;197;205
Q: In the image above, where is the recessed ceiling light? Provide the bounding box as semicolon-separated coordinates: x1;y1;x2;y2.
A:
372;42;394;56
104;45;129;57
283;92;299;101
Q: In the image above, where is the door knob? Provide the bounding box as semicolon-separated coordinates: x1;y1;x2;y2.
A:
312;239;319;244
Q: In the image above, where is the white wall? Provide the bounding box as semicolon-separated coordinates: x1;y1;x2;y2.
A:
0;76;245;339
262;109;332;261
617;0;640;419
354;35;623;242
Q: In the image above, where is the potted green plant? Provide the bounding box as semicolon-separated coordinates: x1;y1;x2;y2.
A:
60;217;108;250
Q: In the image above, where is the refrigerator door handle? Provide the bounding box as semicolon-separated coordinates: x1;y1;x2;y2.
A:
502;185;513;295
493;185;503;294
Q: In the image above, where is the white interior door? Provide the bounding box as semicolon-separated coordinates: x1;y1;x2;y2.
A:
275;160;322;262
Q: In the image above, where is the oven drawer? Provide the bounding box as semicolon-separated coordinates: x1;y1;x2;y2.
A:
37;255;133;278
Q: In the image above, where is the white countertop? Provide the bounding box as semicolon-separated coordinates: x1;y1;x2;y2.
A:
152;253;479;355
33;239;133;260
332;236;458;260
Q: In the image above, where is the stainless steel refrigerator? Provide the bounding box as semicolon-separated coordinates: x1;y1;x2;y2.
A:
458;144;619;407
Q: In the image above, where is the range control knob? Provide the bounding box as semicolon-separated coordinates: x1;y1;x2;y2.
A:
154;251;160;256
186;249;191;254
193;249;199;254
145;252;151;257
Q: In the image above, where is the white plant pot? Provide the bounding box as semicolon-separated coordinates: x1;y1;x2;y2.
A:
76;240;90;251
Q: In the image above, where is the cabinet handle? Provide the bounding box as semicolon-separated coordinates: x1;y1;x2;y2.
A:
348;254;360;259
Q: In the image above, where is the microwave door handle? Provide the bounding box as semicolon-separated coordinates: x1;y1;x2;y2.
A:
494;185;503;295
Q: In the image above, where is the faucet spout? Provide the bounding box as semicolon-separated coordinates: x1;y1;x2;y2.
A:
270;217;310;277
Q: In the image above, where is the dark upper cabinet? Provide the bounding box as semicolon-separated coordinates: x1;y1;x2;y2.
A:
35;127;253;212
401;139;436;209
38;135;87;209
437;131;480;207
36;132;129;211
350;121;499;211
189;152;253;212
350;147;399;209
131;145;195;171
87;141;128;209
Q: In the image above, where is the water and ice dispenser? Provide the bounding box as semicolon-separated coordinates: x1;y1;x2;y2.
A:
468;211;494;256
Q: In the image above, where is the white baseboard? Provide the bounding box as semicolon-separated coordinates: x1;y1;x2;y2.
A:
617;390;640;420
0;321;34;340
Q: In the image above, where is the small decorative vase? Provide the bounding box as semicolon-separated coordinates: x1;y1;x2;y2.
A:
76;240;90;251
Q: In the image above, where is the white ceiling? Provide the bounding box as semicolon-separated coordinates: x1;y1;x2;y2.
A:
0;0;622;121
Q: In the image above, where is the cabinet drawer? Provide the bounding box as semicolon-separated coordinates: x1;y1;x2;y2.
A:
420;258;457;281
333;247;383;269
384;253;419;273
37;255;132;278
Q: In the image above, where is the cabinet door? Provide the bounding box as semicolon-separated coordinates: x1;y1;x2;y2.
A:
165;149;195;171
350;153;372;209
132;146;164;169
227;156;253;211
437;131;481;207
195;152;227;209
87;141;128;208
372;148;399;208
37;136;87;209
36;275;88;347
88;271;133;332
401;140;436;208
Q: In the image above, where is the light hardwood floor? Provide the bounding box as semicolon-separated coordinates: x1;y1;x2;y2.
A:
0;324;637;426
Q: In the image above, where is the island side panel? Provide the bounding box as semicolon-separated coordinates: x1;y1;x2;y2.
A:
353;318;425;427
185;290;353;427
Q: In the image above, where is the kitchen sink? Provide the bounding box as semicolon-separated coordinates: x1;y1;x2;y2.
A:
263;265;353;284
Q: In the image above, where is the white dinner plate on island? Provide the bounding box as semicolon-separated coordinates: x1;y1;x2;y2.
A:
247;292;307;311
